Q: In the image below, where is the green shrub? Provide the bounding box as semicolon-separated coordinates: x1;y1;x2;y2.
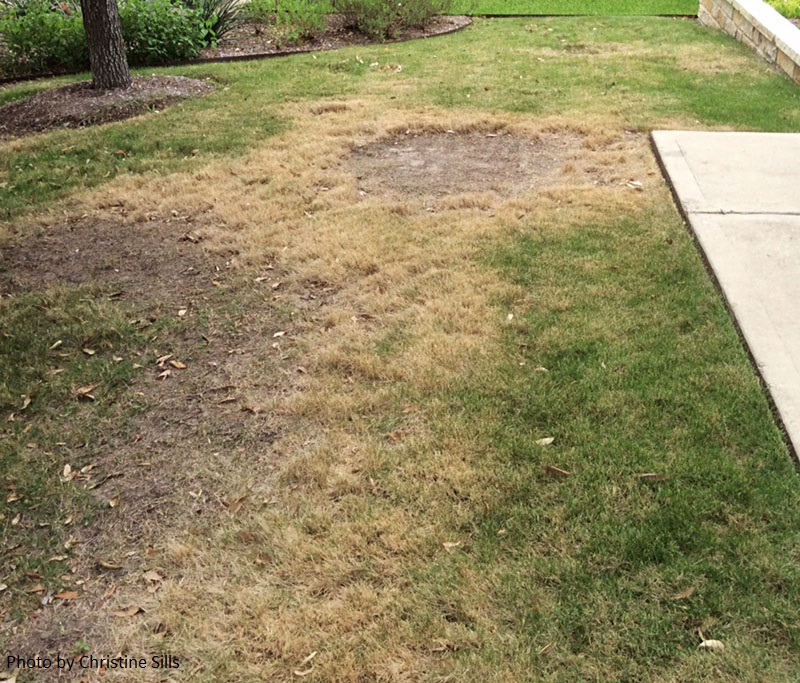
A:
0;0;88;75
181;0;241;42
119;0;209;64
766;0;800;19
238;0;274;23
331;0;452;38
276;0;330;41
239;0;330;44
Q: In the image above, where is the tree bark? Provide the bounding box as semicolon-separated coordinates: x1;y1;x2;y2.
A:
80;0;131;90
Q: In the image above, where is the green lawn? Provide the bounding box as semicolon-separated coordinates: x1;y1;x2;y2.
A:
452;0;698;15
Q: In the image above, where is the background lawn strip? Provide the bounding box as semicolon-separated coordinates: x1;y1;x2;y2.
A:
453;0;699;15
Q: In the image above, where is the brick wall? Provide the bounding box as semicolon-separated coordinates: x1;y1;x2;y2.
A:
698;0;800;84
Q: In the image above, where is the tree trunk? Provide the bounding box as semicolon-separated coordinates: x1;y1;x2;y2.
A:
80;0;131;90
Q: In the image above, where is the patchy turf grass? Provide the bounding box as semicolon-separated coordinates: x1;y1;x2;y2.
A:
2;16;800;683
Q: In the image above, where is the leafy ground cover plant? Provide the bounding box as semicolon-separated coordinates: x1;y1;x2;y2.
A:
766;0;800;18
119;0;209;64
276;0;332;41
333;0;454;37
0;0;211;76
240;0;332;45
181;0;242;42
0;0;88;74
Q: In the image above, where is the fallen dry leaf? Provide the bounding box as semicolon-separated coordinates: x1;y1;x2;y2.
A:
82;348;96;356
636;473;670;482
698;639;725;651
543;465;570;477
74;384;99;400
225;495;248;515
143;570;164;583
673;586;696;601
168;360;187;370
442;541;461;550
97;561;123;571
535;437;555;446
111;605;145;618
27;585;45;594
54;591;79;600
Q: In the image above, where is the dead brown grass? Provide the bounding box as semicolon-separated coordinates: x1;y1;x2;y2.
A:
3;97;660;681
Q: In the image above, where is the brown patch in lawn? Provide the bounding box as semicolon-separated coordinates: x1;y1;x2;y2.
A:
0;210;225;300
0;211;313;674
0;100;661;681
348;129;588;200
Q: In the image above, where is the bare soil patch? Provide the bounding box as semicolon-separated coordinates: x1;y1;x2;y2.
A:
348;129;588;199
0;209;224;302
0;211;314;672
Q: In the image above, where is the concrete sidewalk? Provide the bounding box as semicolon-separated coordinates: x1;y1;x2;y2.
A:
652;130;800;459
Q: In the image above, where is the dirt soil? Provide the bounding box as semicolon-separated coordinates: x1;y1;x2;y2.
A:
0;15;471;139
348;129;590;200
0;210;318;671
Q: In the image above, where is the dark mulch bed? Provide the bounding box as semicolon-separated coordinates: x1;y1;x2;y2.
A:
0;75;216;138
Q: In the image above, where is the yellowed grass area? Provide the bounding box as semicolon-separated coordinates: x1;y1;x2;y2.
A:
42;98;665;681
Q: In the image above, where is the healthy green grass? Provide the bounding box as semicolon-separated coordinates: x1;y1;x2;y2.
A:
452;0;699;15
449;209;800;678
2;16;800;681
